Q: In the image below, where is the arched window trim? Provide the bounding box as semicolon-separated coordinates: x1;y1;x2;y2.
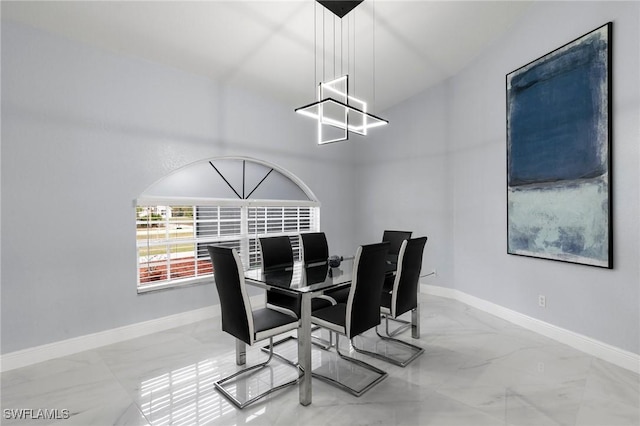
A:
137;155;320;206
137;197;319;208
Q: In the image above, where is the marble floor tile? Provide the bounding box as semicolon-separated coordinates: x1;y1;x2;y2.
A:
1;295;638;425
575;359;640;426
1;351;148;425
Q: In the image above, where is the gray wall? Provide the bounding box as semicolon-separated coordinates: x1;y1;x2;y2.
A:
353;81;454;285
1;21;357;353
356;1;639;354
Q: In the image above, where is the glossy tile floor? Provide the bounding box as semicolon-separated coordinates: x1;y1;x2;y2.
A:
2;295;639;425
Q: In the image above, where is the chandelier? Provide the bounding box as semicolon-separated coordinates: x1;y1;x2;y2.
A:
295;0;388;145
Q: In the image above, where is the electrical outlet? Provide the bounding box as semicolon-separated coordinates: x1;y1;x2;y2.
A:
432;269;437;277
538;295;546;308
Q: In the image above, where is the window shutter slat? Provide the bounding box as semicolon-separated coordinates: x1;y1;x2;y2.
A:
137;204;319;289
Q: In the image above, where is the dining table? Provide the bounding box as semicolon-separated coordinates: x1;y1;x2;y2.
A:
244;255;414;406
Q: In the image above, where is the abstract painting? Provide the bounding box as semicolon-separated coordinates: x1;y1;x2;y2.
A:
506;23;612;268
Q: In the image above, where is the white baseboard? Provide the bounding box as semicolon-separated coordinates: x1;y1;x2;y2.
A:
4;290;637;375
421;284;640;374
0;295;264;372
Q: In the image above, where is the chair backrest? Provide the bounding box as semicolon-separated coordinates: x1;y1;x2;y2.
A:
391;237;428;317
382;230;413;256
346;242;390;338
207;246;254;345
304;263;329;285
259;236;294;270
300;232;329;264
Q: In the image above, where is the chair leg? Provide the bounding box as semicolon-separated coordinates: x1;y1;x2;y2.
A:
381;306;420;339
411;305;420;338
236;339;246;365
311;334;388;397
261;326;333;367
215;337;300;409
351;321;424;367
383;315;412;337
310;327;334;350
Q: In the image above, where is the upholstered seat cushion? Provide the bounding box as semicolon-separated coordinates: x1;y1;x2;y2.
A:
312;297;334;311
311;303;347;334
267;290;301;317
253;308;299;342
268;291;335;318
324;286;350;304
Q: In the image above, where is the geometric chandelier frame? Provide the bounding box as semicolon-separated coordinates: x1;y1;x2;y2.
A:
296;75;388;144
295;0;389;145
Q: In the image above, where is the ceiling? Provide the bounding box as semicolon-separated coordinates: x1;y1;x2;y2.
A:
2;0;533;112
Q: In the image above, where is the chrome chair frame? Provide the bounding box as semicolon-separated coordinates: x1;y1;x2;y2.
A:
351;237;427;367
260;327;334;367
310;242;390;397
352;319;424;367
259;234;336;362
311;334;388;397
207;245;301;409
381;314;413;337
215;336;302;409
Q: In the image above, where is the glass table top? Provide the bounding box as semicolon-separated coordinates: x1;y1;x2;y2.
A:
244;261;354;293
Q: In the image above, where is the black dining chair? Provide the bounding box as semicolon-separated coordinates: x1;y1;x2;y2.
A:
259;235;334;357
301;232;346;307
207;245;300;409
382;230;413;259
300;231;343;307
353;237;427;367
259;236;300;317
259;235;334;317
381;230;413;295
300;232;329;264
310;241;390;396
325;230;414;305
260;235;295;270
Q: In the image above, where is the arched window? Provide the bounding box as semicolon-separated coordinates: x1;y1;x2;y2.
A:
136;157;320;292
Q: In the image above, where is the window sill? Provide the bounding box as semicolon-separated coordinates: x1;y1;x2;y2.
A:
137;276;214;294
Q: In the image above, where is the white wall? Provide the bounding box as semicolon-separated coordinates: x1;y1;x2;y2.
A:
2;1;638;358
0;22;357;353
357;1;639;354
353;81;454;287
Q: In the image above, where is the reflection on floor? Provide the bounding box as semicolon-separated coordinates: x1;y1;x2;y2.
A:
2;295;639;425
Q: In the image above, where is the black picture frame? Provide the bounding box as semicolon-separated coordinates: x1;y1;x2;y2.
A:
506;22;613;268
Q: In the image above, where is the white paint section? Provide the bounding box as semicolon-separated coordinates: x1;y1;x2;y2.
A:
508;178;609;266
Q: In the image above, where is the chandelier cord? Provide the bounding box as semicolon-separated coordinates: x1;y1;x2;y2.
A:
333;15;336;79
322;6;325;83
347;13;350;83
314;1;316;91
295;1;388;145
373;0;376;112
341;16;344;76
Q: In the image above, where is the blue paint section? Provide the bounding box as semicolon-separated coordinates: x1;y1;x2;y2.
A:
507;34;608;186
